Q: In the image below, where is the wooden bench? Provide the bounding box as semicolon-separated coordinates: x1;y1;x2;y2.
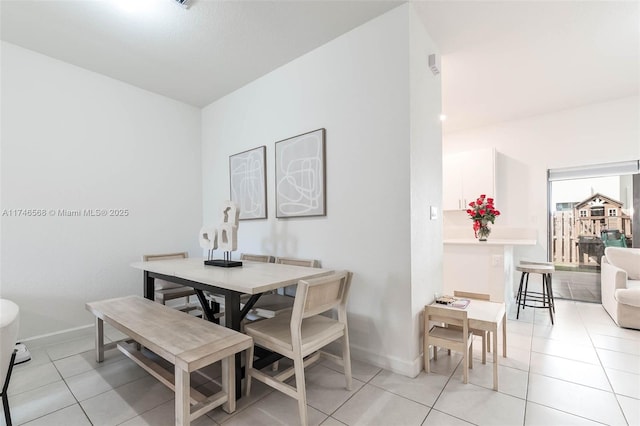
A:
86;295;252;426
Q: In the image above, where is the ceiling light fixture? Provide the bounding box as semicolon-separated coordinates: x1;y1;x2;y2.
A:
439;114;447;121
428;54;440;75
173;0;190;8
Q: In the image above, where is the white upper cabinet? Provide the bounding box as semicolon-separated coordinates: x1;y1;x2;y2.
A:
443;148;496;210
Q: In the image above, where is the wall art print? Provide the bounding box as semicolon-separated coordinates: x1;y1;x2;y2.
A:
229;145;267;220
275;128;326;218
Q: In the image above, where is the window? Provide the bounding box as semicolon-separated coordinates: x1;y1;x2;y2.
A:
556;202;576;212
548;160;639;304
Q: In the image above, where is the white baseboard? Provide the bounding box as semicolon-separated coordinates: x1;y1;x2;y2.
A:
21;323;93;344
348;342;423;378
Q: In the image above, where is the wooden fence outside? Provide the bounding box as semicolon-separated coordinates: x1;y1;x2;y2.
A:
553;212;579;264
553;212;632;265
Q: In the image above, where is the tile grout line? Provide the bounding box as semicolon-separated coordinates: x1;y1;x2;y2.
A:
508;310;536;426
422;408;480;426
324;363;384;421
420;357;483;426
528;317;625;393
526;300;631;425
215;383;276;425
52;342;95;426
521;302;542;425
14;346;91;426
419;351;465;424
578;301;633;426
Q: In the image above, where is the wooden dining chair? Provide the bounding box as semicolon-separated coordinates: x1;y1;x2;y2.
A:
424;304;473;383
246;257;321;319
274;257;320;267
453;291;491;363
240;253;275;263
274;257;320;296
243;257;320;371
143;252;200;315
244;271;353;426
205;253;275;323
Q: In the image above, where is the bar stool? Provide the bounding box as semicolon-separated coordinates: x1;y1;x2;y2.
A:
515;261;555;324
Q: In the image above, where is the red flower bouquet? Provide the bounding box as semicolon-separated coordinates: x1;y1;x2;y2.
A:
466;194;500;241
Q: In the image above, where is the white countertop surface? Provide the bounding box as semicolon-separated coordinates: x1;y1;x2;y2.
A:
443;239;537;246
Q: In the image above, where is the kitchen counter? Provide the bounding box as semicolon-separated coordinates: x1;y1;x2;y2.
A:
443;238;537;305
444;239;537;246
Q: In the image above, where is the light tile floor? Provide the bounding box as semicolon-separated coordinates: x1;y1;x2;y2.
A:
553;271;600;303
2;299;639;426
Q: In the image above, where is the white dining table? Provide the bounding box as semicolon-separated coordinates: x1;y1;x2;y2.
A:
431;299;506;390
130;257;333;397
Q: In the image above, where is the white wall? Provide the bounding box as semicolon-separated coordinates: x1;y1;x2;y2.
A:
0;42;203;339
202;5;441;375
444;96;640;263
409;8;443;373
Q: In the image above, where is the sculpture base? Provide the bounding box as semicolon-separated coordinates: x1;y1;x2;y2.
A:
204;260;243;268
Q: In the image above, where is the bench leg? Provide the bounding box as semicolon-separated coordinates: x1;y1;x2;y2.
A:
175;367;190;426
493;324;499;391
222;355;236;414
95;317;104;363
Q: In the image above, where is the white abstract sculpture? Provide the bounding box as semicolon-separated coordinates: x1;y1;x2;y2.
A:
217;201;239;252
199;226;217;261
200;200;242;267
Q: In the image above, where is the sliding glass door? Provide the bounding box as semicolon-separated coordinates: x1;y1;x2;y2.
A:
548;161;639;303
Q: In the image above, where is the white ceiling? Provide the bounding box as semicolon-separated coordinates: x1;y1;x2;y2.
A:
415;1;640;133
1;1;638;133
0;0;401;107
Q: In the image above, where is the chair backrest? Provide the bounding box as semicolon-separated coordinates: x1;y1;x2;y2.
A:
453;291;490;301
143;252;189;262
143;252;188;290
602;237;627;248
0;299;19;388
275;257;320;296
275;257;320;268
290;271;352;340
425;304;468;330
602;229;623;241
241;253;274;263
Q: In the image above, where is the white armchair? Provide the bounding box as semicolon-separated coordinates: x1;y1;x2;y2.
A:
601;247;640;330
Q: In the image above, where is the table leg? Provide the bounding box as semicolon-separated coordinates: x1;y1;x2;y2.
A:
225;293;241;330
224;292;242;400
195;290;217;322
95;317;104;363
548;272;556;313
143;271;154;300
175;367;190;426
516;272;525;319
502;313;507;358
492;324;498;391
